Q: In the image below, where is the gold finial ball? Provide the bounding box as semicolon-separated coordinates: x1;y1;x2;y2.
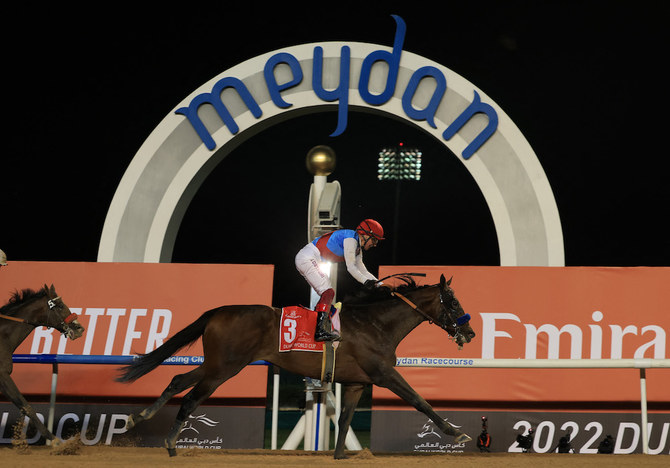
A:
306;145;336;176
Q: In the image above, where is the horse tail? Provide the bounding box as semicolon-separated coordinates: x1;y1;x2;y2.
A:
115;308;218;383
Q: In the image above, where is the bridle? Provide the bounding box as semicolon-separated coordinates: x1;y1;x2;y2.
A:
47;296;80;328
382;273;471;347
392;288;469;327
392;289;471;348
0;295;78;333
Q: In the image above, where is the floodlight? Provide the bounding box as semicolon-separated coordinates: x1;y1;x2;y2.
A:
378;145;422;181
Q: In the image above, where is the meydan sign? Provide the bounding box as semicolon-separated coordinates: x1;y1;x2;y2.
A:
98;15;564;266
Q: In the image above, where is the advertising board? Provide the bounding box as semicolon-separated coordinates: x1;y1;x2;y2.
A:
371;266;669;454
2;262;273;399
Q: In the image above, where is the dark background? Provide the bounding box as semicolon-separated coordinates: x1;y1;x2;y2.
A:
2;2;668;307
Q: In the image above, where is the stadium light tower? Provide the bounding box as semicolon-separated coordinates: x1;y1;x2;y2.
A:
378;142;422;181
378;143;422;264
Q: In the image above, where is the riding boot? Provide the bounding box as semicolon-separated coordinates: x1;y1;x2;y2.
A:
314;311;341;342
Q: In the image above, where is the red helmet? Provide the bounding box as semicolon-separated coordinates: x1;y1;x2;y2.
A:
356;219;385;240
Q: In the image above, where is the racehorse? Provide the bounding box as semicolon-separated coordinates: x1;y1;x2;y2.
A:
116;274;476;458
0;285;84;444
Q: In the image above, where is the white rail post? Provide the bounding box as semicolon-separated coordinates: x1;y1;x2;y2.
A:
313;386;325;450
46;362;58;446
303;380;314;451
334;382;341;441
271;367;279;449
281;416;305;450
640;368;649;455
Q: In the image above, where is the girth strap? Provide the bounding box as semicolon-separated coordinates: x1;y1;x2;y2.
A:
321;341;337;383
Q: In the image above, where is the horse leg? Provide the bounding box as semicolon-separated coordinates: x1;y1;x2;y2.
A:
333;383;365;459
0;373;59;444
373;367;471;443
127;367;205;430
163;375;227;457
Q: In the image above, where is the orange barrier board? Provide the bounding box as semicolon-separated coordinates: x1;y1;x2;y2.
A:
2;262;274;399
374;266;670;405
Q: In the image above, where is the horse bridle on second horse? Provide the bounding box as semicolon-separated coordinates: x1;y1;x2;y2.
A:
0;295;78;332
45;297;80;338
378;273;471;346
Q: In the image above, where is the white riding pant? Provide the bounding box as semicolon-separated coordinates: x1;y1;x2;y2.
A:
295;243;332;296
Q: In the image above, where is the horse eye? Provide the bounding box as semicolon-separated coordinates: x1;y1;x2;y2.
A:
452;300;459;308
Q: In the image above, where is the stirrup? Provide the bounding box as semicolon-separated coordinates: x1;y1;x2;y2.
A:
315;310;340;342
315;329;341;342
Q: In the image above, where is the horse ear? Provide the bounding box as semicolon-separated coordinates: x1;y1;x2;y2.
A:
440;274;452;287
49;284;56;295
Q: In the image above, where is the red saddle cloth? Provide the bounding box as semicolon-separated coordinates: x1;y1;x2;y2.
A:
279;306;320;352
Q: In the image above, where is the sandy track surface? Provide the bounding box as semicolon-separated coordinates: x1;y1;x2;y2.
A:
1;444;667;468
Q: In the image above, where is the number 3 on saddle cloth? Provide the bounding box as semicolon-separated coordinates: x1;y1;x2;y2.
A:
279;304;341;352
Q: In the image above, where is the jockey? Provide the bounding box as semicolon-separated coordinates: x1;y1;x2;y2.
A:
295;219;385;342
0;249;7;268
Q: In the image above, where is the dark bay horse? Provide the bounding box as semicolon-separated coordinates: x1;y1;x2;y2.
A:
117;274;476;458
0;285;85;444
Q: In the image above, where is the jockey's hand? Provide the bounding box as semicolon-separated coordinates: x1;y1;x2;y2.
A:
364;279;378;289
378;284;393;294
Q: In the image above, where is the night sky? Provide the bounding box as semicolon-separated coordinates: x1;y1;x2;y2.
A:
3;2;667;306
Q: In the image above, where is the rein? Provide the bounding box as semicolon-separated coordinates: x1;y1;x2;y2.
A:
372;273;471;350
0;313;30;324
381;273;441;324
391;291;435;323
378;272;426;286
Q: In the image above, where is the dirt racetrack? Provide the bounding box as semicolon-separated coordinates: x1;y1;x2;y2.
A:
0;445;667;468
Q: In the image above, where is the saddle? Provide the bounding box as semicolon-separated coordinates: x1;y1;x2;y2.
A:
279;305;339;383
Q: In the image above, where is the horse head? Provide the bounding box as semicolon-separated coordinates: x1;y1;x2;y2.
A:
433;274;476;348
41;284;85;340
383;273;475;349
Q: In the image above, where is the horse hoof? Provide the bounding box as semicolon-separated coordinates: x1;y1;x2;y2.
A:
454;432;472;444
164;439;177;457
126;414;136;430
334;452;349;459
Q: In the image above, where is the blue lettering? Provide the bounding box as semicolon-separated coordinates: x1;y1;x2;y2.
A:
402;66;446;128
174;15;499;160
442;90;499;159
358;15;406;105
264;52;303;109
312;46;350;137
175;77;263;151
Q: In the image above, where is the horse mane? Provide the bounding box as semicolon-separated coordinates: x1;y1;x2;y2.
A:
342;277;431;306
0;288;47;316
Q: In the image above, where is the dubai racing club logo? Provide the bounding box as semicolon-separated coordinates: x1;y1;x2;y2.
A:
418;420;443;439
415;418;467;453
180;413;220;434
176;413;223;450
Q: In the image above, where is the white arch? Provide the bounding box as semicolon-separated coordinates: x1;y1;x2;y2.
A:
98;42;564;266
